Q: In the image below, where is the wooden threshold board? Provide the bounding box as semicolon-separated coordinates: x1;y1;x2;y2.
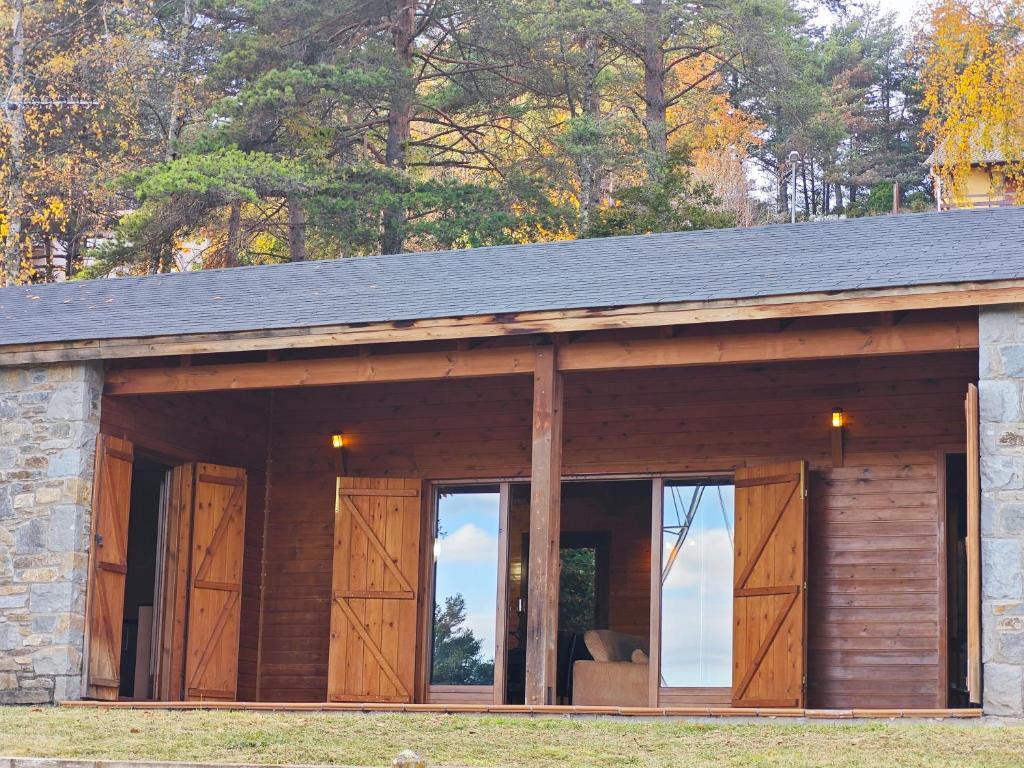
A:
59;701;984;719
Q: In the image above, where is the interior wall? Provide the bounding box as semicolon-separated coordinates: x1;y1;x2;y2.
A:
259;350;975;707
506;482;652;640
100;390;272;700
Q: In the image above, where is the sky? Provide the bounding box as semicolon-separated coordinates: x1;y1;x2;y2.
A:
819;0;922;26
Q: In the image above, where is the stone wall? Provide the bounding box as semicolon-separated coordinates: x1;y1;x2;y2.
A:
979;304;1024;716
0;362;102;703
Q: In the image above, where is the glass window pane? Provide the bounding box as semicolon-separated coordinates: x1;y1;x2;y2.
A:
660;480;735;687
431;486;501;686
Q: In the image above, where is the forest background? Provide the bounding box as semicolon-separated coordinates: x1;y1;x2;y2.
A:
1;0;1022;284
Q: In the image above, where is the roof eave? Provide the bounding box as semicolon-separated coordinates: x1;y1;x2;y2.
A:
1;278;1019;367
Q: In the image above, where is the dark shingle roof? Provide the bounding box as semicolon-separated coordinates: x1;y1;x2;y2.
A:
2;207;1024;348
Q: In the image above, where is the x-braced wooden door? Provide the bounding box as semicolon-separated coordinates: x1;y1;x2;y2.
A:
84;435;135;700
732;461;808;708
183;463;247;701
327;478;422;703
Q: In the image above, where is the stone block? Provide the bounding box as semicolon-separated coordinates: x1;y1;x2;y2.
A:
52;674;81;701
983;455;1024;491
1002;345;1024;378
0;448;19;472
34;486;62;506
0;593;27;610
31;645;81;675
29;582;74;614
14;519;46;555
45;385;90;421
981;305;1024;343
31;615;56;633
0;369;28;391
0;687;51;704
985;662;1024;715
0;623;22;651
1002;504;1024;536
46;449;86;479
1001;631;1024;662
46;505;82;552
980;380;1022;423
984;539;1024;600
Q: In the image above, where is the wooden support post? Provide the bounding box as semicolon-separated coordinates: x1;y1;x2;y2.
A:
525;345;563;706
649;478;664;707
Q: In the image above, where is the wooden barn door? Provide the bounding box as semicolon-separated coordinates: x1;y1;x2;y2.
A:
732;461;808;708
85;435;135;700
327;478;422;703
183;463;247;701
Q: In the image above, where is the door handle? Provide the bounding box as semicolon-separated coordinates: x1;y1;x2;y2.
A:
94;533;104;547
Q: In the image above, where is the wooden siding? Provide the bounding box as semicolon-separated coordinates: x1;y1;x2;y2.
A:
106;348;974;708
259;350;973;707
99;391;271;701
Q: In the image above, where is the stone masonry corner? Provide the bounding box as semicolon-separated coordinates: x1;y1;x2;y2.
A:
0;361;102;703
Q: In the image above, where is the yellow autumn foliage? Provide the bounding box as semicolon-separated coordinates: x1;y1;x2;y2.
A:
922;0;1024;201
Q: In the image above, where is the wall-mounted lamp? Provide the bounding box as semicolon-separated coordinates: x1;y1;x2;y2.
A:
331;432;346;475
831;407;845;467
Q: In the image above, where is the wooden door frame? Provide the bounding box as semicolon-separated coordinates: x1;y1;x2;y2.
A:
936;442;969;708
421;480;511;705
153;462;196;702
82;439;177;702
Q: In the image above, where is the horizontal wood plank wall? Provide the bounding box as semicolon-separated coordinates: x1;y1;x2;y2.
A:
100;391;271;701
259;350;974;706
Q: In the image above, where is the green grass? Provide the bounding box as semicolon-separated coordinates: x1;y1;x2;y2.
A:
0;708;1021;767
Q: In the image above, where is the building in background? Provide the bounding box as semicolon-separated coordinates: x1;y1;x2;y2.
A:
929;145;1020;210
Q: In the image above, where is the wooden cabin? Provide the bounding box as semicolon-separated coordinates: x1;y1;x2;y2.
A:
3;207;1024;715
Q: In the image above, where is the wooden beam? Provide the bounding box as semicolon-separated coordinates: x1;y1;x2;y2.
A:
525;345;563;706
556;318;978;373
104;346;536;395
3;280;1018;365
103;317;979;396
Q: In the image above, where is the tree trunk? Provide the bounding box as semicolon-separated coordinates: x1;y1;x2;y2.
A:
165;0;196;163
381;0;415;255
66;234;79;279
834;182;844;212
809;158;817;216
801;162;810;217
225;202;241;267
641;0;667;182
288;196;306;263
3;0;28;286
577;34;602;236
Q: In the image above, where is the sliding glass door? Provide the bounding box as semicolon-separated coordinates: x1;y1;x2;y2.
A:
657;478;736;700
428;485;504;702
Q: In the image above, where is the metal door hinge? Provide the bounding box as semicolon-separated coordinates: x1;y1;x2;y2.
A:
94;533;104;547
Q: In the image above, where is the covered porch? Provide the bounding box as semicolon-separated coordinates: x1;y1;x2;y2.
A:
83;308;982;713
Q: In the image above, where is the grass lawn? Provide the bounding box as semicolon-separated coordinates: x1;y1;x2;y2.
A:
0;708;1021;768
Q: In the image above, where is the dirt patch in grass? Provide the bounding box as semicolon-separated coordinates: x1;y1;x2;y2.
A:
0;708;1020;768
